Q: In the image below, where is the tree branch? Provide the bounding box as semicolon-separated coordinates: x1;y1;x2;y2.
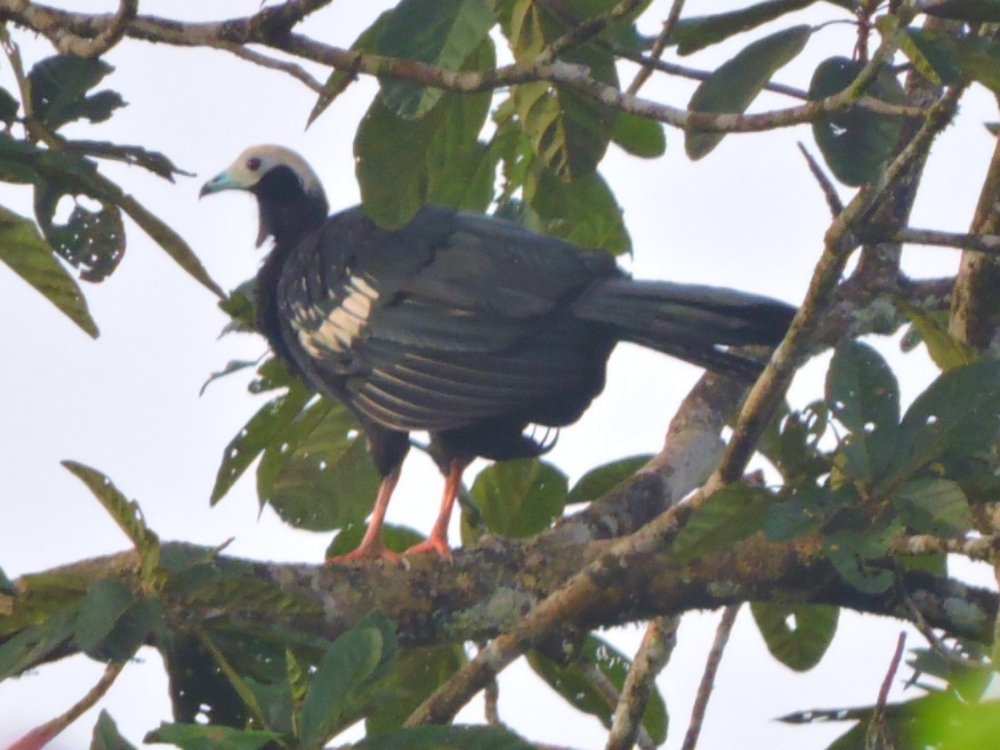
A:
680;605;739;750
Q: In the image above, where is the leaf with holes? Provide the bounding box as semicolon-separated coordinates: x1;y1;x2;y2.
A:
377;0;496;119
673;0;818;55
686;25;811;159
210;379;313;505
257;399;381;531
0;205;98;336
671;483;773;563
809;57;907;186
527;634;668;744
567;454;653;505
467;458;567;538
882;360;1000;493
751;603;839;672
43;201;126;283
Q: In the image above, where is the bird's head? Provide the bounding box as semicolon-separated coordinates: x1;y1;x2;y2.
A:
200;145;329;247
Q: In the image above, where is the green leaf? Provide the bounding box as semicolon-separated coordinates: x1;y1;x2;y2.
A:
751;603;839;671
0;605;80;680
611;112;665;158
377;0;496;119
915;0;1000;22
674;0;818;55
298;611;398;749
62;462;160;571
883;360;1000;492
566;455;653;505
256;398;382;531
529;168;631;254
0;566;14;595
74;579;134;654
823;526;896;594
326;521;425;559
898;301;977;371
894;478;974;536
91;711;138;750
44;201;125;283
671;483;773;563
309;12;392;127
364;645;467;734
809;57;907;186
467;458;567;538
686;25;812;159
763;486;839;542
527;635;668;744
144;724;281;750
210;380;313;505
0;205;98;336
357;725;536;750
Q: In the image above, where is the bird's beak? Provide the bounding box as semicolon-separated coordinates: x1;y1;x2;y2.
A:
199;171;240;198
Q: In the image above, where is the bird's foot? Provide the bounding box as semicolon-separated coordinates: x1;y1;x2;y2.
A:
326;543;401;565
403;535;452;559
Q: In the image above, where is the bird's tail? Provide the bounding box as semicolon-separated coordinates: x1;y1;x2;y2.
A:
572;279;796;380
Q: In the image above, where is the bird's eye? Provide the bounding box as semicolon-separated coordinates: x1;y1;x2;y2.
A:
246;157;262;171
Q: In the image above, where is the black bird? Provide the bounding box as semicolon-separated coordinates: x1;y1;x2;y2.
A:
201;145;795;561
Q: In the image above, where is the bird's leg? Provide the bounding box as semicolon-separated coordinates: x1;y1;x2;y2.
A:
404;458;468;558
326;468;402;564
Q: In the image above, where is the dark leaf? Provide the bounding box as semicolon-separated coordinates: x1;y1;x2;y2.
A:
91;711;138;750
209;380;313;505
0;205;98;336
357;725;536;750
377;0;497;119
611;112;666;158
671;483;773;562
144;724;280;750
750;602;839;671
298;611;398;749
528;635;668;744
74;579;134;655
200;359;260;397
28;55;115;130
256;398;381;531
0;605;80;680
63;140;192;182
686;25;812;159
566;455;653;505
915;0;1000;22
50;89;125;128
467;458;567;538
763;486;838;542
673;0;818;55
45;201;126;283
364;645;467;734
883;360;1000;492
160;634;251;727
809;57;907;186
0;86;19;126
0;566;14;595
823;526;896;593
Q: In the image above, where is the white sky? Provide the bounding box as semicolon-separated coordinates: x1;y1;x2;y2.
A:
1;1;998;748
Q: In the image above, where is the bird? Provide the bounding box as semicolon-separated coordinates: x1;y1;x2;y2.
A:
201;145;796;562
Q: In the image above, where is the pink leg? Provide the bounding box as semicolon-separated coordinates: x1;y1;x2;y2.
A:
326;468;402;564
405;459;466;558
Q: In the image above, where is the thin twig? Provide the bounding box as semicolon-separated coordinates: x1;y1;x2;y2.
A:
680;606;740;750
220;42;325;93
606;617;678;750
892;533;998;563
798;142;844;217
5;661;126;750
865;632;906;750
626;0;685;95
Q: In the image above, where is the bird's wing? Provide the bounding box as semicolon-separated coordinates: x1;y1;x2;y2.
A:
277;207;616;432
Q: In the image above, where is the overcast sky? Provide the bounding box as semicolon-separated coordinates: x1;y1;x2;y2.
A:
1;1;997;748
